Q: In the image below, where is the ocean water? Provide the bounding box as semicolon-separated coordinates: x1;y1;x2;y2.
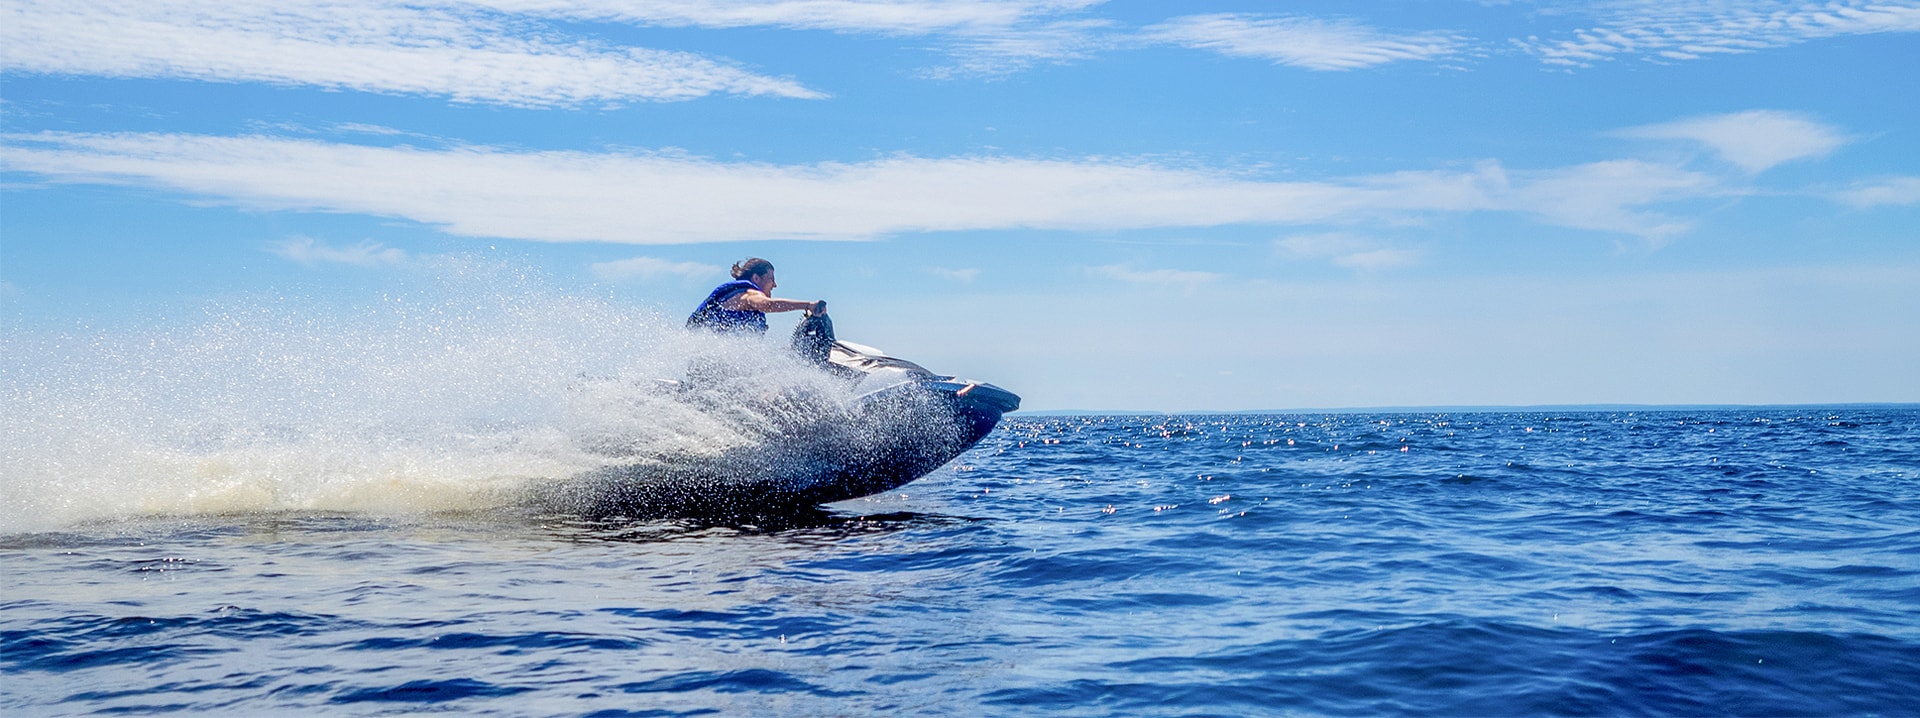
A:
5;271;1919;715
5;406;1919;715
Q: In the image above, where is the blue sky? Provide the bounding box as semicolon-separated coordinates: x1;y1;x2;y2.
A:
3;0;1917;411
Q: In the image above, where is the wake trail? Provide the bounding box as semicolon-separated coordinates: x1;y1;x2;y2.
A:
0;259;854;532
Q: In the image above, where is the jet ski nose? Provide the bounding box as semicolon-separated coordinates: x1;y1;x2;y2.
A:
933;379;1020;415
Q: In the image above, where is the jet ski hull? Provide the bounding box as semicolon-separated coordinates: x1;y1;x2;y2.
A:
530;375;1017;520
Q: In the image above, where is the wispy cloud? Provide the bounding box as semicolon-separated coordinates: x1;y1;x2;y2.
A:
544;0;1116;77
1834;176;1920;207
532;2;1463;76
0;1;1472;93
269;236;409;266
1505;159;1719;241
4;130;1729;244
1518;0;1920;67
922;18;1118;78
0;0;823;106
1276;232;1421;270
928;266;982;282
1141;13;1464;70
590;256;725;281
1090;265;1224;285
496;0;1106;35
329;123;425;138
1619;110;1848;172
7;1;1907;99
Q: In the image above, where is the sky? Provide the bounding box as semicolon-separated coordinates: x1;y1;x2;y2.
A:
2;0;1917;411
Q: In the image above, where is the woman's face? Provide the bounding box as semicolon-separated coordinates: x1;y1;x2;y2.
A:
752;269;776;293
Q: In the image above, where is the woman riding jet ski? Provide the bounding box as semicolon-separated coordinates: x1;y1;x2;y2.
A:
531;258;1018;519
685;257;824;334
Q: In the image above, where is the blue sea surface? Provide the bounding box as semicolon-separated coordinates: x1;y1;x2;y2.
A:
5;408;1919;715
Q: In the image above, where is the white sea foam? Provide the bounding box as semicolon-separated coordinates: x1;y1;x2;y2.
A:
0;259;852;531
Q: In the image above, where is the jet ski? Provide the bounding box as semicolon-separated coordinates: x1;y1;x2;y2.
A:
530;311;1019;519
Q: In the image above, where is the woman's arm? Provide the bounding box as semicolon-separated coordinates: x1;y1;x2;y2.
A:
723;290;821;314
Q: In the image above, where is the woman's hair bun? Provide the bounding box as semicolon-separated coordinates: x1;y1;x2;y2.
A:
730;257;774;279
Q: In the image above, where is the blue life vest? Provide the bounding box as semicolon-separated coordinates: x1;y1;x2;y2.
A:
686;279;767;334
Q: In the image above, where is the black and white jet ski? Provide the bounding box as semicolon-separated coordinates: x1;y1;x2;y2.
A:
533;311;1019;519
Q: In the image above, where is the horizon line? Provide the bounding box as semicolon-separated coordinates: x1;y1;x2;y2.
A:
1016;402;1920;416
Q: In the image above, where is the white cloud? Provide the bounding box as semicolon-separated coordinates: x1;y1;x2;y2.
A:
1519;0;1920;67
0;0;823;106
1331;248;1424;271
1620;110;1848;172
0;0;1121;97
270;236;409;266
1505;159;1720;241
330;123;421;137
1090;265;1225;285
494;0;1115;77
3;131;1726;244
928;266;982;282
922;18;1118;78
1834;176;1920;207
10;0;1911;97
0;0;1525;99
1277;232;1421;270
590;256;724;281
1141;13;1463;70
480;0;1105;35
485;3;1460;77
